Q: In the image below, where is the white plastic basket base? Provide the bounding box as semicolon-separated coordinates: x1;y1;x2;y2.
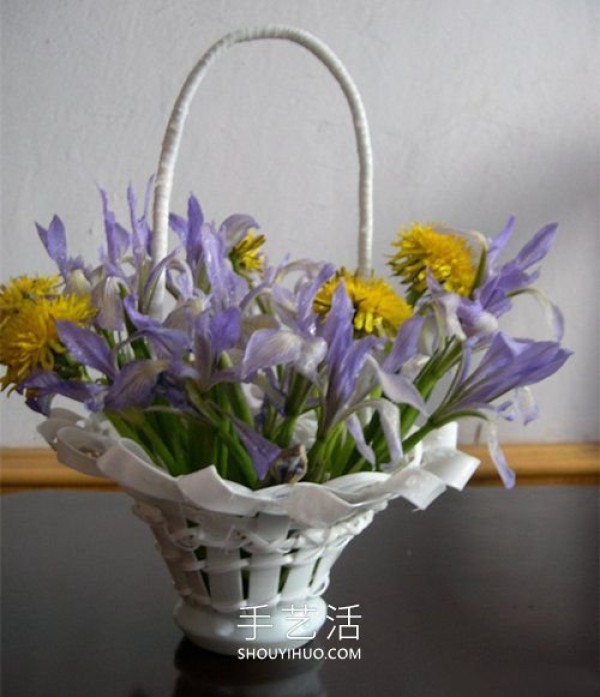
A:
174;597;327;654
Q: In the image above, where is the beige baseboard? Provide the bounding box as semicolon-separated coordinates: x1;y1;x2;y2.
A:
1;443;598;492
464;442;599;485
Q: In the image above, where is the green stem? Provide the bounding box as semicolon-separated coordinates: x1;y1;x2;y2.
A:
286;371;309;415
263;402;279;440
400;339;463;438
306;437;329;483
219;354;253;426
346;456;369;474
276;416;299;449
336;428;361;476
402;409;485;454
321;424;347;479
186;381;257;487
402;421;439;454
275;372;313;448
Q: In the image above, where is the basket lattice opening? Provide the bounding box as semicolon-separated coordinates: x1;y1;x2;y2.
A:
133;498;358;613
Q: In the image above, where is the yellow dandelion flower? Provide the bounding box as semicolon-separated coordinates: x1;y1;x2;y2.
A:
230;231;266;275
389;223;477;299
314;269;412;337
0;275;95;389
0;275;61;330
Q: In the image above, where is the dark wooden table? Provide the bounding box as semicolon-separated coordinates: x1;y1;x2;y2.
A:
2;486;598;697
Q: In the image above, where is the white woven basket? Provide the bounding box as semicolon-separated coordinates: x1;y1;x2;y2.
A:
132;493;376;653
39;26;480;654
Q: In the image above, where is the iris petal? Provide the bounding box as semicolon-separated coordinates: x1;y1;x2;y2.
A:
104;360;168;409
242;329;305;379
56;321;116;378
486;422;516;489
36;216;68;275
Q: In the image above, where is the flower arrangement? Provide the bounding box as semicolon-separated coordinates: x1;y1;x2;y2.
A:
0;183;570;490
2;24;576;657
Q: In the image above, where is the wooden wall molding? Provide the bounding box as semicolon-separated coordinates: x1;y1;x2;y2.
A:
1;443;598;492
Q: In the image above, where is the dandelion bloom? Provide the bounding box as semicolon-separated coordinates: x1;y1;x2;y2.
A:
0;275;60;328
0;275;95;389
314;268;412;336
389;223;477;299
229;231;266;275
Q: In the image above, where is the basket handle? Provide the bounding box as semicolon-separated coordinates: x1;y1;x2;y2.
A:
150;25;373;317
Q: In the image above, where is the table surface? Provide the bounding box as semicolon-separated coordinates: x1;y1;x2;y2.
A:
2;486;599;697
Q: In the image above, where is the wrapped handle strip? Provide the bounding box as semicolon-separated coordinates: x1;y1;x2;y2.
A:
150;25;373;317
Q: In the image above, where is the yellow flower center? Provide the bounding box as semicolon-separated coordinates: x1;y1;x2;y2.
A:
389;223;477;298
314;269;412;337
0;275;95;389
230;231;266;275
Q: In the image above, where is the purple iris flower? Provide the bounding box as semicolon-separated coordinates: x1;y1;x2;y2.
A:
166;209;248;310
207;305;243;356
127;179;153;272
478;219;558;313
21;371;105;415
170;194;205;276
435;331;570;488
169;195;258;295
36;216;68;277
219;213;260;249
21;350;170;416
442;332;571;415
190;307;242;389
36;216;87;280
382;315;425;373
458;219;562;341
319;283;354;366
123;295;191;360
92;276;129;331
103;360;169;410
99;188;131;278
318;283;368;422
309;281;427;465
246;261;335;386
241;328;326;384
295;263;336;333
201;224;247;310
233;420;281;480
56;321;117;379
165;259;195;300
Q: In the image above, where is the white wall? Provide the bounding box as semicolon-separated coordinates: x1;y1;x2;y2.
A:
1;0;598;446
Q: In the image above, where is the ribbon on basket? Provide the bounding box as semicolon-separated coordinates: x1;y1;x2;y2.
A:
38;409;479;527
